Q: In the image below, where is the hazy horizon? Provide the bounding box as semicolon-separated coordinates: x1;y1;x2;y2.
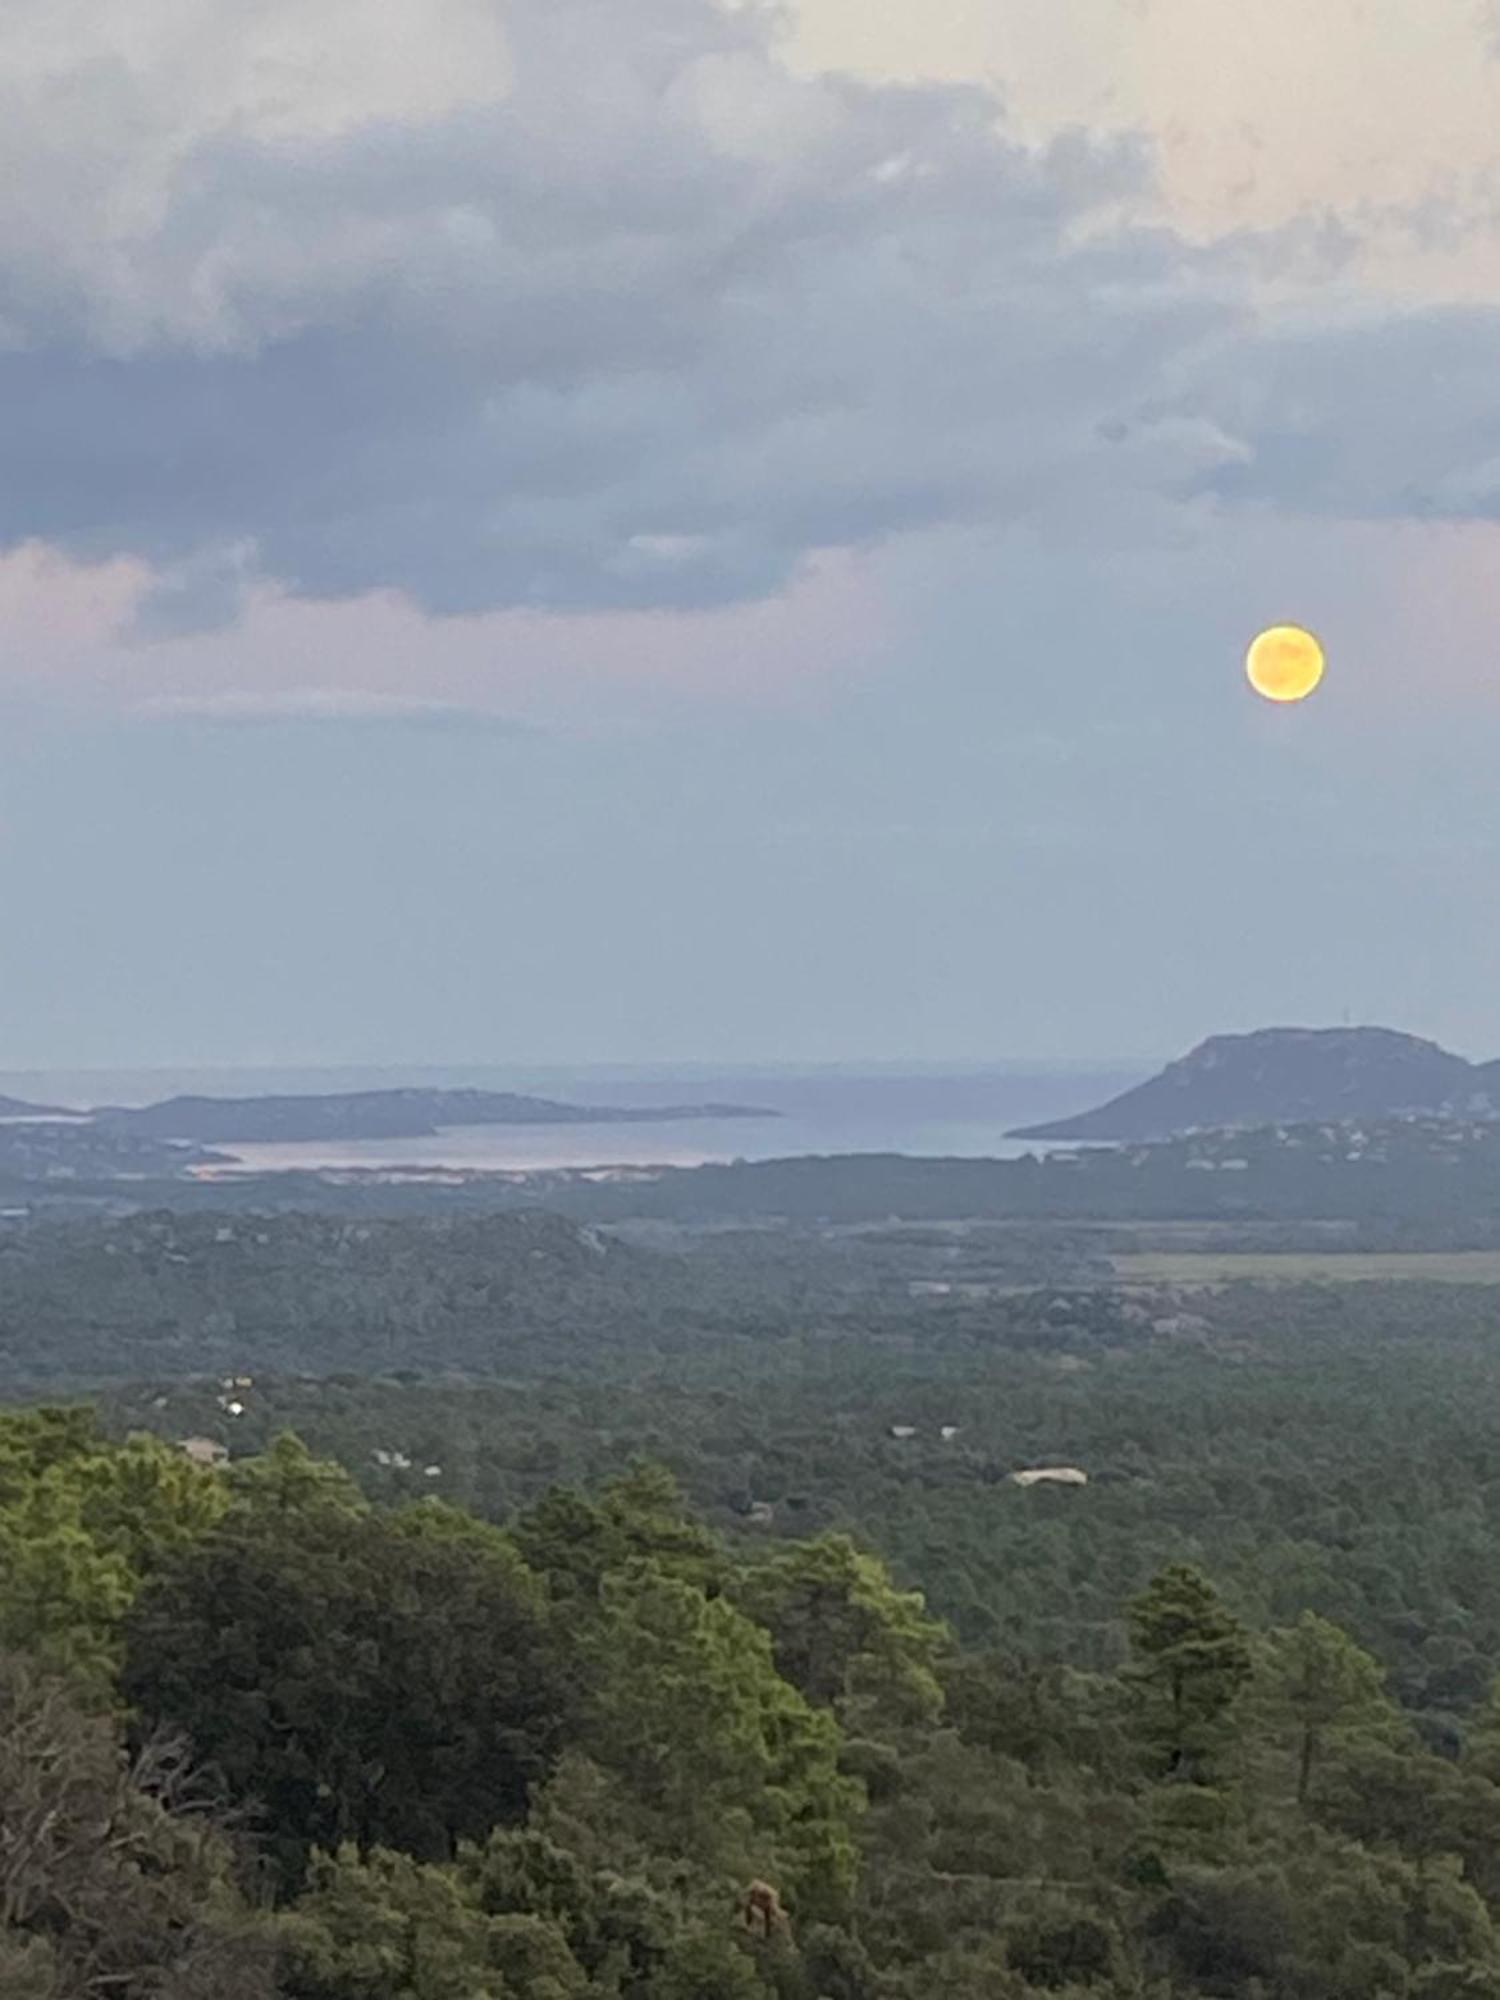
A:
0;1021;1492;1097
0;1054;1147;1106
2;1025;1492;1101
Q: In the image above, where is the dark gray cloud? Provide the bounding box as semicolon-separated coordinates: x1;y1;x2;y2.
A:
0;0;1244;614
1184;308;1500;520
2;0;1497;619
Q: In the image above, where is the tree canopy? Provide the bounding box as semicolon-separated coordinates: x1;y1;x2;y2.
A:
7;1413;1500;1996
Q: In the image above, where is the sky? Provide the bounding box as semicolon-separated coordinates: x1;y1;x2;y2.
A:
6;0;1500;1067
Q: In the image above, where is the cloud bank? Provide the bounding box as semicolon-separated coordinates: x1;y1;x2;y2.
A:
2;0;1498;630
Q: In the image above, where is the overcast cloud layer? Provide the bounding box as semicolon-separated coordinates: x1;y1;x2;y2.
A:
6;0;1500;628
6;0;1500;1068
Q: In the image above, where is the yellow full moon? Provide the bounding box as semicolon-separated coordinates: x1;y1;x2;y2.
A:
1246;624;1325;703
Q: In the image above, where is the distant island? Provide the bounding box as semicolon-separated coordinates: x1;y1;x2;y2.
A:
0;1084;776;1177
1010;1025;1500;1141
87;1087;776;1144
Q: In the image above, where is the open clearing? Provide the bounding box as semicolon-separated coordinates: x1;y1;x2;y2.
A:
1112;1250;1500;1287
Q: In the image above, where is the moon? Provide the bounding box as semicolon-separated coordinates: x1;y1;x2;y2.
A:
1246;624;1325;703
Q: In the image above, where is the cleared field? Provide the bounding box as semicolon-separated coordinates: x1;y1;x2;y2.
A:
1113;1250;1500;1287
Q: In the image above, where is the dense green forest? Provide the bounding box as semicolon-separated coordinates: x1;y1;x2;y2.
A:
8;1209;1500;1721
14;1404;1500;1999
81;1275;1500;1728
0;1206;1123;1388
0;1202;1488;1394
14;1194;1500;1993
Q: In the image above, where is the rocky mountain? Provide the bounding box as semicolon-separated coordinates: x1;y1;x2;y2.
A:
94;1087;774;1144
1011;1027;1500;1142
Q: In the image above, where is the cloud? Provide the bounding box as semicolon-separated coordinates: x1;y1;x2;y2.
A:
1;0;1498;631
0;0;1242;619
1181;307;1500;522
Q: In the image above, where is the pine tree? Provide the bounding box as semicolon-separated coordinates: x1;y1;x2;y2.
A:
1127;1564;1252;1779
1256;1611;1394;1806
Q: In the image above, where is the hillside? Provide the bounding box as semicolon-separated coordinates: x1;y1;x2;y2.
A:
1011;1025;1498;1141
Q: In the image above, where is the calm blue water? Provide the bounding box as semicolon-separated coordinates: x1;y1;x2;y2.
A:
0;1064;1144;1172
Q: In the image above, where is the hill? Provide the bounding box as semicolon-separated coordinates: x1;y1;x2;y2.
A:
94;1086;773;1144
1010;1025;1498;1141
0;1095;69;1118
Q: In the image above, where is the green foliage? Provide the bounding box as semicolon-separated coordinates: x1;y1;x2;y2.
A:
78;1259;1500;1732
1004;1904;1118;1990
121;1494;564;1887
459;1827;675;1992
0;1407;225;1678
584;1559;862;1918
280;1847;512;2000
224;1429;368;1519
1252;1611;1398;1804
15;1399;1500;1997
514;1463;727;1603
280;1830;782;2000
1128;1564;1253;1779
644;1928;770;2000
734;1532;948;1724
1144;1842;1500;1999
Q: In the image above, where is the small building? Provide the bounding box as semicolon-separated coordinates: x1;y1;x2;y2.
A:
888;1425;918;1441
1011;1466;1088;1489
939;1425;960;1441
744;1500;776;1528
178;1436;229;1469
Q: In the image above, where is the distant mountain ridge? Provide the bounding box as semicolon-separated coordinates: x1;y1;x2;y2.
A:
90;1086;774;1144
1010;1027;1500;1142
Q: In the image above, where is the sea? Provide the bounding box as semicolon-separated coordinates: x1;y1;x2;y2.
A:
0;1064;1145;1174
